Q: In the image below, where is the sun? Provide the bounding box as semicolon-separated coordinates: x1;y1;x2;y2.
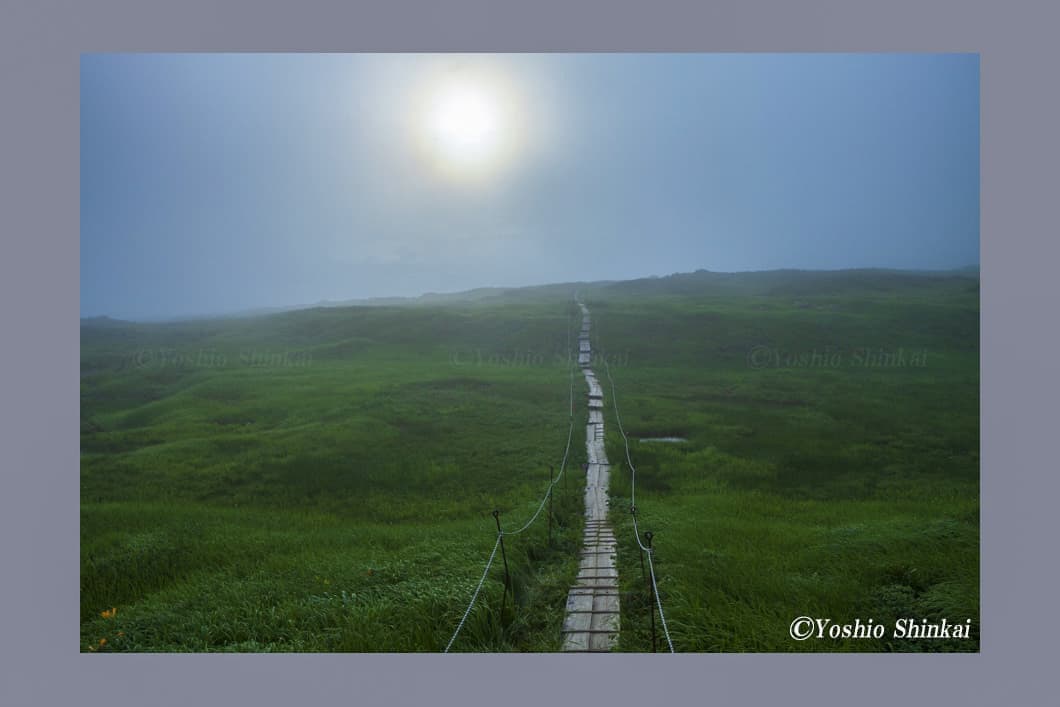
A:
430;82;500;164
412;64;523;181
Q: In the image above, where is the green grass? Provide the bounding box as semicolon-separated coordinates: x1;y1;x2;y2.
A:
81;301;588;652
81;270;979;652
586;277;978;652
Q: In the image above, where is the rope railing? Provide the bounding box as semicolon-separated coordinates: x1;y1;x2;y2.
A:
499;416;574;536
603;355;638;509
602;340;676;653
498;316;576;536
444;534;501;653
444;305;578;652
646;545;676;653
445;300;676;653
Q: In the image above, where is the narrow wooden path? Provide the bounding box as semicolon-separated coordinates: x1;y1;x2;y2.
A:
562;302;620;651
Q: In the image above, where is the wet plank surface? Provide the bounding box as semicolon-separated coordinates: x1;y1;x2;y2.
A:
563;302;620;652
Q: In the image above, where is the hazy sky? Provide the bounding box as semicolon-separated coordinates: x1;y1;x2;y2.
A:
81;53;979;319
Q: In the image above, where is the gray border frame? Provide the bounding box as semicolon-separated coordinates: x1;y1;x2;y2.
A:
3;0;1057;705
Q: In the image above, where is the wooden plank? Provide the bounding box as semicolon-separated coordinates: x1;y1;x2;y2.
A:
563;303;620;653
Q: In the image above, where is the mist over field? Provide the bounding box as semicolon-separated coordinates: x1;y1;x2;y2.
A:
80;53;979;653
81;53;977;320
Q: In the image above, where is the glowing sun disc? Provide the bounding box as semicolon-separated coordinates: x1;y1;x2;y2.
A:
412;65;523;181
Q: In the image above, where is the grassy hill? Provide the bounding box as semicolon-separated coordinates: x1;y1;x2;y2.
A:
80;268;979;651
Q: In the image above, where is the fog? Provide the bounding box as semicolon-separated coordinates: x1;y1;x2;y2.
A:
81;53;979;320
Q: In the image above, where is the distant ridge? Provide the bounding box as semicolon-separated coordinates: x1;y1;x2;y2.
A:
82;266;979;324
79;315;134;327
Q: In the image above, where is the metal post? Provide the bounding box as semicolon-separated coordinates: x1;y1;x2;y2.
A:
493;510;510;595
547;465;554;546
645;530;657;653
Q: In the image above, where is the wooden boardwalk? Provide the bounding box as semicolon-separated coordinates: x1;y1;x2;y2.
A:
562;303;620;652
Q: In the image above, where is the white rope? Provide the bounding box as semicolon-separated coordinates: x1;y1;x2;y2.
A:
603;356;638;509
646;546;675;653
444;534;501;653
502;344;576;536
630;506;651;554
444;306;577;650
598;315;676;651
